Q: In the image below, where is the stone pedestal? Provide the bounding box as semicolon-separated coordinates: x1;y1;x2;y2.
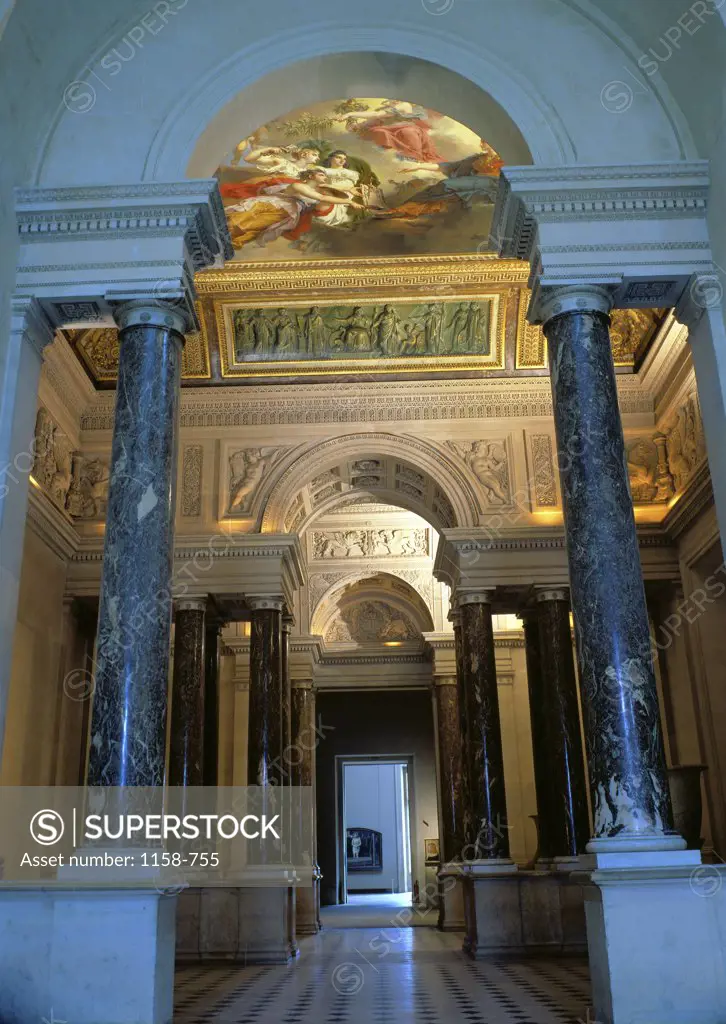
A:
437;867;466;931
580;852;726;1023
0;888;176;1024
176;885;296;964
460;863;587;958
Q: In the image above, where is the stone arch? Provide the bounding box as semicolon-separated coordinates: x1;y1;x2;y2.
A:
311;571;434;642
29;2;701;188
258;432;479;534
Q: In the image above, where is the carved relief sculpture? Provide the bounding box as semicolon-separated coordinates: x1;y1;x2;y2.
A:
312;528;428;559
230;300;493;363
66;455;110;519
32;407;73;512
324;600;419;644
448;440;510;505
665;396;706;493
228;447;284;513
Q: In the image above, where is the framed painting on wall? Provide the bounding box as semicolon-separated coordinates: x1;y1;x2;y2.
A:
346;827;383;872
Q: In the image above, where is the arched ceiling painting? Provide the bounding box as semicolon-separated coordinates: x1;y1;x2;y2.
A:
214;98;503;262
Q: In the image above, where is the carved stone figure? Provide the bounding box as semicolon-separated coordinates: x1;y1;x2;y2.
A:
324;599;418;644
66;455;110;519
450;441;510;504
666;396;705;492
228;447;281;513
626;440;658;502
312;528;427;559
32;407;73;511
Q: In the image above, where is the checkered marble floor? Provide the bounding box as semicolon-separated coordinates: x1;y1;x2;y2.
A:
174;926;592;1023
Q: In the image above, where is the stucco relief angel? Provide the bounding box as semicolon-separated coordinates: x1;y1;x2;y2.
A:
459;442;510;505
228;448;273;514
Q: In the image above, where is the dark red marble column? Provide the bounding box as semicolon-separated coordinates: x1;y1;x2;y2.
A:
169;598;206;787
459;593;509;860
247;598;284;787
434;676;466;864
522;590;589;859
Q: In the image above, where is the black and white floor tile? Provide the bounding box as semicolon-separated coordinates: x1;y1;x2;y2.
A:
174;924;592;1023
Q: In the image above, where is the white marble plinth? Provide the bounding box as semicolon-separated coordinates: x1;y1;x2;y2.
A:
581;853;726;1023
0;887;176;1023
176;884;296;964
462;861;587;958
437;866;466;931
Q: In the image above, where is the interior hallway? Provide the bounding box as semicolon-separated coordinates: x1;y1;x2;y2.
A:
174;924;592;1024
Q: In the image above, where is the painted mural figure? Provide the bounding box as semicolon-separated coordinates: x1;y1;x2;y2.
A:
314;151;361;226
222;170;364;250
216;98;504;261
345;101;444;163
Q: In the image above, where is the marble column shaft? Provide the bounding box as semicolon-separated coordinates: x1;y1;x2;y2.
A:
203;619;221;786
459;597;509;859
281;617;293;783
523;594;589;858
543;292;674;846
451;610;473;849
88;303;187;787
169;601;206;788
247;601;284;787
434;677;466;863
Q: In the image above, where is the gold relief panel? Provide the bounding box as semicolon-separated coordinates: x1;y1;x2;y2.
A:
216;294;506;379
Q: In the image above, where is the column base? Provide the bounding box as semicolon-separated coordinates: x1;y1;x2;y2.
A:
580;851;726;1023
0;887;176;1024
462;860;588;958
586;832;687;855
296;884;320;935
437;865;466;931
176;885;297;964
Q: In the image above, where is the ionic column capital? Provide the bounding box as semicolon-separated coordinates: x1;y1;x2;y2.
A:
248;596;285;613
175;597;207;614
458;590;495;608
536;588;569;604
114;299;192;336
291;678;315;692
533;285;615;326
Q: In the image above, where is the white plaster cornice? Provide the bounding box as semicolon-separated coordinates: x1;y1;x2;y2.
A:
14;180;232;333
491;162;712;321
78;374;655;434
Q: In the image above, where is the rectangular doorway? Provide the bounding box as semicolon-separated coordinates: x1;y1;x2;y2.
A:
339;758;413;903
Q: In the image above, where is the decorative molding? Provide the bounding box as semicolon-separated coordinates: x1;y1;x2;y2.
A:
529;434;557;507
79;375;654;431
181;445;204;518
491;162;712;317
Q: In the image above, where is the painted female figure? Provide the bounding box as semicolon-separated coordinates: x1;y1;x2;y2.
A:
346;101;443;163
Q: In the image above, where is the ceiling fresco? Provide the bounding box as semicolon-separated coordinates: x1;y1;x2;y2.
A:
214;98;503;262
